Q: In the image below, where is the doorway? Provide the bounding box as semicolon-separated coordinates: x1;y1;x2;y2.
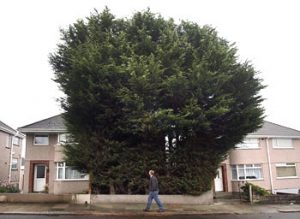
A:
33;164;46;192
29;160;49;193
214;167;224;192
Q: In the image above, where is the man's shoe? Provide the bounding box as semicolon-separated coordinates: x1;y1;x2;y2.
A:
143;208;150;212
157;209;165;212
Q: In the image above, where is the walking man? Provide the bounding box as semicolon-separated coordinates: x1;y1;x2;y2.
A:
144;170;164;212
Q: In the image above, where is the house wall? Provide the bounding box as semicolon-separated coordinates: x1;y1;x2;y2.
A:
226;138;300;193
53;143;89;194
23;133;89;194
54;181;89;194
11;141;22;185
269;138;300;192
25;134;56;160
0;130;22;186
229;139;272;192
54;144;65;161
0;131;10;183
220;158;232;192
23;134;55;193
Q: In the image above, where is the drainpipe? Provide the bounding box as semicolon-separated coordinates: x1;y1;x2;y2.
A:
265;137;274;194
8;134;14;184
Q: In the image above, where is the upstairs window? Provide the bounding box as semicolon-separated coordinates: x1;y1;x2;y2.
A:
236;138;259;149
58;133;71;144
13;137;20;146
34;134;49;145
272;138;293;149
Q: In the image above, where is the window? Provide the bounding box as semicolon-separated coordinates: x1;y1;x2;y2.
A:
232;164;263;180
11;158;18;170
34;135;49;145
58;133;71;144
276;163;297;178
236;138;259;149
272;138;293;148
56;162;88;180
13;137;20;146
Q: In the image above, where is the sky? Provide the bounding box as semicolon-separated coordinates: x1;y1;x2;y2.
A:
0;0;300;131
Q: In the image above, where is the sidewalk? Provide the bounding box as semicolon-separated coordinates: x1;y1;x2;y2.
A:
1;200;300;216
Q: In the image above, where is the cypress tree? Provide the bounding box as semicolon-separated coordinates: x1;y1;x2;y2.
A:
50;8;264;194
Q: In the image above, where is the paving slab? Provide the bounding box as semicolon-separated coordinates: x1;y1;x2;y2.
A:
278;204;300;213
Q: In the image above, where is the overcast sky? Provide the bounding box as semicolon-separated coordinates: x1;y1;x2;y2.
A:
0;0;299;131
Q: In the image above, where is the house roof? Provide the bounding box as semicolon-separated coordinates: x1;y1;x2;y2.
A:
18;114;67;133
0;120;17;135
17;113;300;138
0;120;24;138
249;121;300;138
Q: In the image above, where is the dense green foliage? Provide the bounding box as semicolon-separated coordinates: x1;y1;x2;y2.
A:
241;182;270;200
50;8;264;194
0;185;20;193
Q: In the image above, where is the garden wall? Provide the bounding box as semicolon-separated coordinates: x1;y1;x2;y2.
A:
0;190;213;205
256;194;300;204
0;193;71;203
74;190;213;205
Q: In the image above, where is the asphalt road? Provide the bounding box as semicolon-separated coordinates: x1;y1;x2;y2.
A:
1;213;300;219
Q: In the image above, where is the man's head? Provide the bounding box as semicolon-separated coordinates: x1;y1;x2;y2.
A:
149;170;155;176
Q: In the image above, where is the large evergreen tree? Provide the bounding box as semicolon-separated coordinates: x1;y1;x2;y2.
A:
50;8;264;194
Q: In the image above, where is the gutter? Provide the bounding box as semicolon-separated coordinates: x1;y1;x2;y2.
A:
18;128;67;133
248;135;300;139
0;126;17;136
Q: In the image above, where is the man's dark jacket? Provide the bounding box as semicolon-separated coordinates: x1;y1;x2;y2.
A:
149;175;159;191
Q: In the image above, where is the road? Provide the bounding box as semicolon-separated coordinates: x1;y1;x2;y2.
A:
1;213;300;219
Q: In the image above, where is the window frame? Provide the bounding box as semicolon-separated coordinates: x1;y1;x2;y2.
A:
276;163;297;179
272;138;293;149
13;136;20;146
55;162;89;181
33;134;49;145
231;164;263;181
235;138;260;150
11;158;18;170
57;133;70;145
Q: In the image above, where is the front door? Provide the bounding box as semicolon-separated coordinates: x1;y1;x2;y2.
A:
34;165;46;192
214;167;224;192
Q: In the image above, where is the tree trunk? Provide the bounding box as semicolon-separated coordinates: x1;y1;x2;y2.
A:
109;180;115;194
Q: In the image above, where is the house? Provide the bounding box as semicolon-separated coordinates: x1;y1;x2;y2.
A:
0;120;24;189
214;121;300;194
20;114;300;195
18;115;89;194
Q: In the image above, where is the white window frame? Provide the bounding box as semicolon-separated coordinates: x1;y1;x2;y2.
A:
236;138;259;149
11;158;18;170
272;138;293;149
33;134;49;145
13;136;20;146
56;162;89;181
57;133;70;145
231;164;263;181
276;163;297;179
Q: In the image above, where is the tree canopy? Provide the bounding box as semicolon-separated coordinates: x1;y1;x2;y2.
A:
50;8;264;194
